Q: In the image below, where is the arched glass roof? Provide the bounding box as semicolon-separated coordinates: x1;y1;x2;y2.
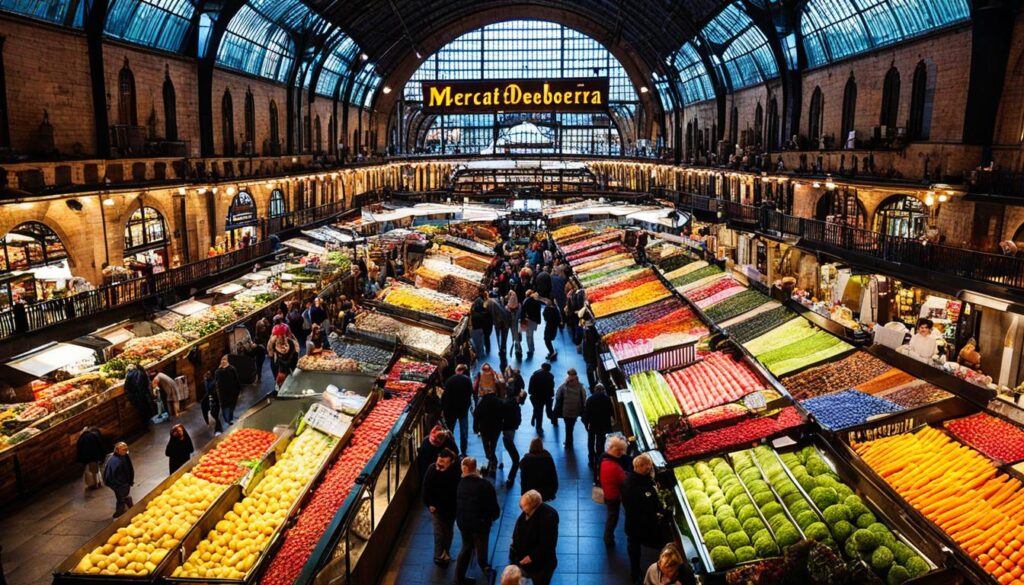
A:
315;37;359;98
104;0;193;52
0;0;81;26
701;3;779;90
670;41;716;104
351;62;381;108
217;2;295;82
801;0;970;67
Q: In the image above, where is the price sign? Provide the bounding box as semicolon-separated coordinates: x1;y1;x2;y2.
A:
304;403;352;438
744;391;768;411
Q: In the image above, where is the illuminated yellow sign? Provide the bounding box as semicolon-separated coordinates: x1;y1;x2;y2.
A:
421;78;610;113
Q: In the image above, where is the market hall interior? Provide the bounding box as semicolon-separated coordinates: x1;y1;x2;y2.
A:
3;0;1024;584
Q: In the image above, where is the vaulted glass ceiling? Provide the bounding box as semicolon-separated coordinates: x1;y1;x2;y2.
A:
670;41;716;104
105;0;193;52
701;2;779;90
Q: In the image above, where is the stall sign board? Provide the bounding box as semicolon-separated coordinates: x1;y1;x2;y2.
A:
422;78;610;114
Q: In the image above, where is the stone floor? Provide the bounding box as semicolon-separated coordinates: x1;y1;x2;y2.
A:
0;370;277;585
378;328;654;585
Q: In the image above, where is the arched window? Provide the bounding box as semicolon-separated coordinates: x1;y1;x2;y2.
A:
1;221;67;272
315;115;322;152
909;60;932;141
729;106;739;147
124;206;167;254
244;87;255;150
222;89;235;156
874;195;927;238
815;189;866;227
767;96;779;151
328;114;336;154
118;58;137;126
880;66;900;130
162;67;177;141
754;103;763;147
808;86;824;144
841;74;857;146
269;189;286;217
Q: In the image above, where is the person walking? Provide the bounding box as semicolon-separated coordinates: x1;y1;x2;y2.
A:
582;321;601;387
490;292;512;370
422;448;461;567
103;442;134;518
165;423;194;474
554;369;587;448
470;290;491;358
287;302;306;350
643;543;696;585
583;383;615;471
442;364;474;454
123;364;153;428
598;436;631;546
528;362;556;434
76;426;106;490
500;379;526;488
416;425;458;481
455;457;500;585
542;299;561;361
534;266;552;300
200;371;223;435
214;356;241;425
254;316;271;382
519;291;543;358
565;284;587;348
510;489;559;585
305;324;326;355
473;389;504;477
268;330;300;380
473;362;504;399
519;437;558;502
623;454;669;583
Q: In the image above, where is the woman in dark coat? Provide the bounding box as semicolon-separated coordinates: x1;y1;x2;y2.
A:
542;299;562;360
519;437;558;501
76;426;107;489
165;423;194;474
214;356;242;425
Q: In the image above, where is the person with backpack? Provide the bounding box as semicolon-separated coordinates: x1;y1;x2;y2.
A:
470;289;491;359
455;457;500;585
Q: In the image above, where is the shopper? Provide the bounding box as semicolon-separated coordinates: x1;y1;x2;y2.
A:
214;356;241;425
309;296;328;329
534;266;552;300
554;369;587;448
305;324;325;355
490;292;513;369
583;383;614;470
442;364;474;454
474;362;504;398
123;364;153;428
519;437;558;501
582;322;601;387
165;423;194;474
623;453;668;583
565;284;587;348
528;362;556;434
287;302;306;349
519;291;543;358
473;388;504;476
542;298;561;361
76;426;106;490
505;289;522;358
510;489;559;585
151;371;179;418
201;370;223;435
550;270;567;322
422;448;461;567
643;543;696;585
500;379;526;488
253;316;270;382
268;330;300;379
103;442;134;518
470;290;491;358
598;436;631;546
455;457;500;585
417;424;458;481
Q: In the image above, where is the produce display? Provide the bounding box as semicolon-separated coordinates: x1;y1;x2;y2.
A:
662;352;766;415
261;396;412;585
71;473;226;576
550;224;591;243
776;446;932;583
378;283;470;321
603;305;708;359
661;407;804;463
753;330;852;377
726;307;797;344
687;403;752;430
743;319;817;356
853;369;917;395
630;370;680;426
325;334;394;373
585;269;659;303
13;373;111;425
296;353;362;373
659;253;697;272
382;357;437;395
566;241;622;263
853;426;1024;584
595;297;686;336
100;331;188;377
589;279;671;318
350;311;452;357
434;245;491;272
173;304;247;341
191;428;278;485
578;263;645;287
801;390;904;430
670;265;723;289
575;253;633;275
560;232;618;255
877;382;952;409
704;290;773;323
569;246;628;269
730;449;804;549
780;352;893;400
687;277;747;308
675;459;781;570
414;258;485;301
945;412;1024;464
173;428;336;580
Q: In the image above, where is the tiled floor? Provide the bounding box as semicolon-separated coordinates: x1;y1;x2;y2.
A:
379;329;656;585
0;371;277;585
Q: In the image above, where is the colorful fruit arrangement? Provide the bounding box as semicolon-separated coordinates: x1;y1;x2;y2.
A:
585;269;659;303
575;253;634;276
945;412;1024;464
853;426;1024;584
801;390;904;430
589;279;671;318
725;307;797;344
191;428;278;485
603;305;708;360
659;254;697;272
100;332;189;377
671;265;724;290
675;459;781;570
754;330;852;377
296;353;362;373
780;352;892;400
663;260;709;282
383;357;437;395
663;352;765;415
778;445;932;583
378;284;471;321
662;407;804;463
261;396;411;585
877;382;951;409
566;241;622;263
351;311;452;358
704;290;773;323
579;263;645;287
595;297;685;336
173;429;335;580
743;319;816;355
630;370;680;426
72;473;225;576
687;403;751;430
685;277;744;306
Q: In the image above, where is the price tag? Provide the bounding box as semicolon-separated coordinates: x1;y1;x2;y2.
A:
744;392;767;411
304;403;352;438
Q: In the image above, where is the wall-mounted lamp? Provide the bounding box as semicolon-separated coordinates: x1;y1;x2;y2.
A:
177;187;186;195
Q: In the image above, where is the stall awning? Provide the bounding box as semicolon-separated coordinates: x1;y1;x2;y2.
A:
167;299;212;317
7;342;97;378
282;238;327;255
547;204;660;219
209;283;245;296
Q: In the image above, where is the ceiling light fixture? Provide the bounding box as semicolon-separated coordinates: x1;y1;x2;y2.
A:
382;86;392;94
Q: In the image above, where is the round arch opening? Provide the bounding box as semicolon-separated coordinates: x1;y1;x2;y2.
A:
0;221;73;304
873;195;928;239
224;191;259;249
124;206;169;274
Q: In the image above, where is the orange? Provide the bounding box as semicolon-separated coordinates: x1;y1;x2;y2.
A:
1005;559;1017;571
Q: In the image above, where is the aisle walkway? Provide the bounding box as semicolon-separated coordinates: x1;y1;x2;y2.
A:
0;369;275;585
380;328;650;585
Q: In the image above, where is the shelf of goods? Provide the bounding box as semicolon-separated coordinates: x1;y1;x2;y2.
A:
374;283;470;326
432;244;492;272
411;256;486;301
442;234;496;257
0;286;290;502
347;309;455;360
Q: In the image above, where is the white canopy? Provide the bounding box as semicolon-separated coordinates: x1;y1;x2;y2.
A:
7;342;96;377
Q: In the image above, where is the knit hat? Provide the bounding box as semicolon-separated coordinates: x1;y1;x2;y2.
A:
272;323;290;337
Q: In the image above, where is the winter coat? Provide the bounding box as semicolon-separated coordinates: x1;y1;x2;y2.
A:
534;271;552;298
598;453;631;502
622;472;666;547
214;365;241;407
555;378;587;419
422;462;461;519
103;453;135;490
416;434;459;480
520;296;542;324
490;299;513;332
76;429;106;464
165;432;194;474
124;367;153;419
500;392;524;431
510;503;559;573
520;450;558;501
441;373;474;421
583;392;614;433
528;369;555;403
472;393;504;441
543;304;561;340
470;298;492;330
456;474;500;532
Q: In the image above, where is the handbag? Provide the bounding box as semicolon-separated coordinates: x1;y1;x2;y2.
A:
591;485;605;505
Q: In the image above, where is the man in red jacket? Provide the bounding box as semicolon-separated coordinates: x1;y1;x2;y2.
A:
597;436;631;546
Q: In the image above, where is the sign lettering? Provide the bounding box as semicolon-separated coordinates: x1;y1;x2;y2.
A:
421;78;610;114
